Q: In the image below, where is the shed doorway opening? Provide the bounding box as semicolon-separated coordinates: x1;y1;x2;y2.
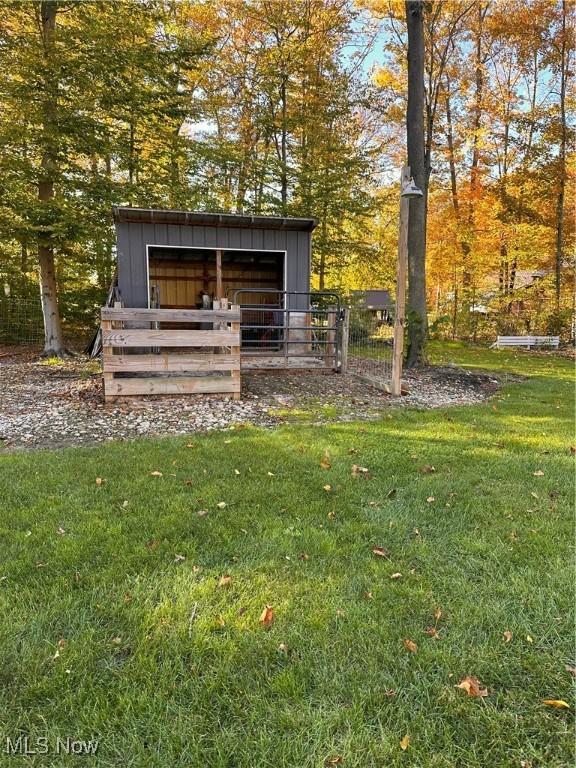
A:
147;246;285;310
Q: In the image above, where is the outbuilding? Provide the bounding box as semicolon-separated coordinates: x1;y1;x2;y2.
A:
112;207;317;312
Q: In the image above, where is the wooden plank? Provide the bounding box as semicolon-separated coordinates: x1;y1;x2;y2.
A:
102;307;240;323
102;329;240;348
104;376;241;397
103;353;240;372
391;165;410;397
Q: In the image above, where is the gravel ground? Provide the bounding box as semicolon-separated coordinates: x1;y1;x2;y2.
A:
0;348;501;452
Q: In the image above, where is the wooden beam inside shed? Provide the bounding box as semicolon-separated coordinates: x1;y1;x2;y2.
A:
216;249;223;299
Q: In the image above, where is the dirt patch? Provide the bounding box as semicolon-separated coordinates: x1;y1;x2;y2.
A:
0;348;502;452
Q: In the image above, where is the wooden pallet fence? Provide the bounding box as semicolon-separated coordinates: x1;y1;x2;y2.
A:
101;306;241;401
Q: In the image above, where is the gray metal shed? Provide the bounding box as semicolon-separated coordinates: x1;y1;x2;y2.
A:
113;207;317;311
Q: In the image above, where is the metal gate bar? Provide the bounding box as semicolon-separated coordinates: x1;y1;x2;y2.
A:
231;289;342;371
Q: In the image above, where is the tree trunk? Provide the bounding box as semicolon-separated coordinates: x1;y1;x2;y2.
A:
279;75;288;215
405;0;427;366
555;0;568;309
38;0;65;356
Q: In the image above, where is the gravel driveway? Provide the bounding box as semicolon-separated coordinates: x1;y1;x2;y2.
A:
0;348;500;452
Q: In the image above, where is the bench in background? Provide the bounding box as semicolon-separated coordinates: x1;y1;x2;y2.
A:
491;335;560;349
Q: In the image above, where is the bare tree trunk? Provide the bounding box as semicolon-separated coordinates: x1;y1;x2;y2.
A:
405;0;427;366
38;0;65;356
555;0;568;309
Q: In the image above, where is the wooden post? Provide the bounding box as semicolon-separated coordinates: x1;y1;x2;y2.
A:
101;317;113;403
340;308;350;374
391;166;410;396
230;304;241;400
216;249;223;300
326;306;336;368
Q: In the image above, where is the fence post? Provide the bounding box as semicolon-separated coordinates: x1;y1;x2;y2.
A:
391;165;410;396
340;308;350;374
101;317;113;403
230;304;241;400
326;306;336;368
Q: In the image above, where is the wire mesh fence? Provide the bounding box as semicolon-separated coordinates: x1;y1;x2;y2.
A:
346;307;393;389
0;297;44;345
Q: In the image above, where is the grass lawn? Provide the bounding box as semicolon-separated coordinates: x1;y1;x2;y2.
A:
0;345;573;767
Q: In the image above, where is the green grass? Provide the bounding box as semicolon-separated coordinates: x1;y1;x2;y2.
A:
0;345;574;767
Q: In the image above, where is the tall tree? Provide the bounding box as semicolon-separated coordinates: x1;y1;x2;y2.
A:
405;0;427;365
37;0;65;355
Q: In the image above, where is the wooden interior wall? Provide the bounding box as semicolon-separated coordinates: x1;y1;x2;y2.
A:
149;257;283;309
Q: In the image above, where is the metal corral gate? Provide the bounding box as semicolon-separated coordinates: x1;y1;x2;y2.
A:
232;289;344;372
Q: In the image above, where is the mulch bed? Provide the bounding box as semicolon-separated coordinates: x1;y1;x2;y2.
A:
0;347;502;452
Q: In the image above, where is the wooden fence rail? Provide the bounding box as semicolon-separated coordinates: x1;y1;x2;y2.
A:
101;306;241;401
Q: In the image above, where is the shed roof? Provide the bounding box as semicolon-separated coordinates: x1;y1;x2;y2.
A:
113;206;318;232
351;289;394;310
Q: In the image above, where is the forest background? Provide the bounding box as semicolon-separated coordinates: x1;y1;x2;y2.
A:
0;0;573;348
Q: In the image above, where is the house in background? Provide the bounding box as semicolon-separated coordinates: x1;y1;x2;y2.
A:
350;289;394;324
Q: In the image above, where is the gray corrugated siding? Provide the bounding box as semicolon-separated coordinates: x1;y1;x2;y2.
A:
115;222;312;309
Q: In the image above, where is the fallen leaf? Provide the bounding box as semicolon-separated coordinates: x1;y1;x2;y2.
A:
174;554;185;563
320;450;331;470
352;464;369;478
95;477;104;486
196;509;209;517
325;757;343;766
57;527;66;535
150;471;163;477
503;630;512;643
218;575;232;588
259;605;274;628
214;615;226;629
419;465;436;473
424;626;440;638
434;607;442;622
456;675;488;697
267;471;275;477
542;699;570;709
371;546;391;559
526;634;533;643
110;636;122;645
327;511;335;520
146;539;159;550
400;734;410;751
426;496;435;503
390;572;402;580
121;500;129;508
234;469;240;476
403;638;417;653
364;591;373;600
216;501;227;509
533;470;544;477
323;484;332;492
